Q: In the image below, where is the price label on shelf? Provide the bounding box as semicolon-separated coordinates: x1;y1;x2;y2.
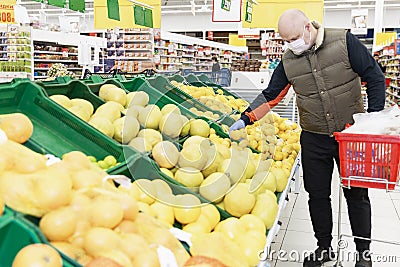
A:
62;48;69;58
0;0;16;24
168;43;175;53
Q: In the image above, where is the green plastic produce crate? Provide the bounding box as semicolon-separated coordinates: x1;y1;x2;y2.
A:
79;77;194;149
83;77;126;94
197;74;213;83
184;73;200;83
1;206;15;220
168;74;186;83
0;80;137;172
127;76;236;126
39;79;104;109
0;216;77;267
114;78;199;120
189;80;243;100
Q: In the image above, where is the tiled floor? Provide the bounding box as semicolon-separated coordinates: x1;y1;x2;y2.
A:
268;168;400;267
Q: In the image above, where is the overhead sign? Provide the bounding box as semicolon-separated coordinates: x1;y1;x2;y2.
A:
238;28;259;39
212;0;242;22
241;0;324;29
351;9;368;35
94;0;161;29
376;32;397;47
244;1;253;23
0;0;16;24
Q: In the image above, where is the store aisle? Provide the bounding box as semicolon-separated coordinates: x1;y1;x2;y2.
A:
270;168;400;267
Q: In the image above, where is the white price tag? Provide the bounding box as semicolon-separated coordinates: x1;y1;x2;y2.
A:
157;245;179;267
168;44;175;53
45;154;61;166
0;129;8;145
169;228;192;247
103;175;132;189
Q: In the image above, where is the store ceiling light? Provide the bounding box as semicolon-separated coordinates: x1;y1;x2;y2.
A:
335;4;352;7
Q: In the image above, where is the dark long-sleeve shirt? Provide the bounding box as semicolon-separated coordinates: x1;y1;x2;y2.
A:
241;31;386;125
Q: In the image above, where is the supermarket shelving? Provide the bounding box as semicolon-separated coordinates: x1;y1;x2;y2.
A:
0;25;33;82
155;31;247;72
385;55;400;106
105;29;154;73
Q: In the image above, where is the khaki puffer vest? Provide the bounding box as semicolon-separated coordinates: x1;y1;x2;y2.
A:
282;27;365;135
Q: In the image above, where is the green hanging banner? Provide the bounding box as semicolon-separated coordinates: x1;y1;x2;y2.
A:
69;0;85;12
48;0;66;8
134;5;153;28
144;8;153;28
134;5;145;26
245;1;253;23
32;0;44;2
107;0;120;21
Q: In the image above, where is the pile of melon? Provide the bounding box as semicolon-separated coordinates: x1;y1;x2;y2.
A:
170;81;249;113
0;138;191;266
0;136;267;267
230;112;301;163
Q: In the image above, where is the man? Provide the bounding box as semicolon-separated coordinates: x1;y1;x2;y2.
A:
374;53;386;74
230;9;385;267
211;56;221;72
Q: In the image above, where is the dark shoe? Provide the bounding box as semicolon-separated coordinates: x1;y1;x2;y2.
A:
355;251;372;267
303;247;336;267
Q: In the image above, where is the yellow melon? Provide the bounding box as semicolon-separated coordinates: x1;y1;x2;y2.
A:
152;141;179;169
49;95;72;109
138;105;162;130
99;84;127;107
126;91;149;108
159;112;184;138
199;172;231;203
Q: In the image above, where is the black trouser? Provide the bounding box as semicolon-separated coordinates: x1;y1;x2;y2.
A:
300;131;371;252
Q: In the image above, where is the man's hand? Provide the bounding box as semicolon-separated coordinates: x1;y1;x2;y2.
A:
229;119;245;133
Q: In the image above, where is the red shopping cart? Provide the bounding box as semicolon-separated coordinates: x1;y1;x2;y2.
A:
334;132;400;190
333;132;400;266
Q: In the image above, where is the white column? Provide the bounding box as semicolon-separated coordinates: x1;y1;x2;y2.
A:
372;0;385;52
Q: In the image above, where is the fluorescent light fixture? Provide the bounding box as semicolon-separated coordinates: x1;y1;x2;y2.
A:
336;4;352;8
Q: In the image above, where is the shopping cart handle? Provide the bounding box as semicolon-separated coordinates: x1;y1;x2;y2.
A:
345;123;352;129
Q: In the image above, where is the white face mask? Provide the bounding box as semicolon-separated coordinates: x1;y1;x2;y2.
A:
286;26;312;55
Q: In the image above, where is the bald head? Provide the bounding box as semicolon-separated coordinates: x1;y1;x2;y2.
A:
278;9;310;42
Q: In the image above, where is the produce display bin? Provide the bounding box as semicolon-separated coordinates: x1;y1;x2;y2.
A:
1;206;14;222
182;68;232;87
189;80;243;100
184;73;200;83
168;74;186;83
0;216;78;267
130;75;236;126
116;77;199;120
83;76;126;94
39;80;104;108
0;80;137;172
81;77;194;145
197;73;213;84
